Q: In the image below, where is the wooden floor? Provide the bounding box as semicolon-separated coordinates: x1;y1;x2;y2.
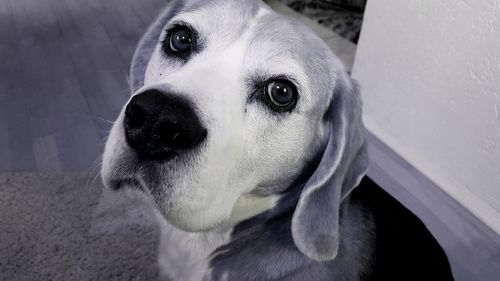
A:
1;1;498;280
0;0;165;172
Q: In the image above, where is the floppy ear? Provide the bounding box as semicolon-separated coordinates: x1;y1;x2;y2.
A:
291;74;369;261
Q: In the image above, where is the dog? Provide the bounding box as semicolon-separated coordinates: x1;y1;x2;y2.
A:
101;0;455;280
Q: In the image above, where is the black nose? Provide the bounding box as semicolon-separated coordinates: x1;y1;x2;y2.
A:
124;90;207;160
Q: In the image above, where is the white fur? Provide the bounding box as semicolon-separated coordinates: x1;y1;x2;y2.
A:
155;210;232;281
101;1;336;279
120;3;318;232
155;192;278;281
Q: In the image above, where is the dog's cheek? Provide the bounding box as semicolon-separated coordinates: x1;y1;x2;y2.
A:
254;116;316;187
101;112;128;186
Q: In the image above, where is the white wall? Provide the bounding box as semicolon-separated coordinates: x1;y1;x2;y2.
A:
353;0;500;233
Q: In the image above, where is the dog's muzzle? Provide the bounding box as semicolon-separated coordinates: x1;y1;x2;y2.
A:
124;89;207;161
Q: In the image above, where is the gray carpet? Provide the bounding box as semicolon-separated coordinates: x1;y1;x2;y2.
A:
0;173;162;281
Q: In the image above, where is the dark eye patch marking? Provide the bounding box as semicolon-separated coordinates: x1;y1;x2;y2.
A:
266;80;296;108
161;23;200;61
248;74;299;114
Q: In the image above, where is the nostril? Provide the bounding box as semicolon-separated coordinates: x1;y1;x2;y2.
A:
193;128;208;147
125;102;146;129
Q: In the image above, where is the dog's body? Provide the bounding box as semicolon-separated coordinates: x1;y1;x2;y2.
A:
152;177;453;281
154;179;374;281
101;1;454;280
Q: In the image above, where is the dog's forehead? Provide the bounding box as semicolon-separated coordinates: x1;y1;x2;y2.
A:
246;14;336;90
184;0;262;18
193;4;334;80
167;0;341;105
181;0;263;35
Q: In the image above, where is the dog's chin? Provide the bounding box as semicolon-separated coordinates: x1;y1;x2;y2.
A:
102;141;236;232
102;172;229;232
110;172;233;233
156;202;229;233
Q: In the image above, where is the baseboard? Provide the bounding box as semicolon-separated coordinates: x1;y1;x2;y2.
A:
366;130;500;281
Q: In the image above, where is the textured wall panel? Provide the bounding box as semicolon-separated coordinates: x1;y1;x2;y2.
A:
353;0;500;233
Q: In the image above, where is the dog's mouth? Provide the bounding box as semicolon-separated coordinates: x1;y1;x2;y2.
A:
102;120;203;196
107;177;144;191
103;151;162;193
134;148;178;163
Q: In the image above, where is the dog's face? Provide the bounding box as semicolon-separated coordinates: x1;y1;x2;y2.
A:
102;0;366;261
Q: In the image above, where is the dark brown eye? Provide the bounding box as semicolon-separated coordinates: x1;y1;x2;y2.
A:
162;25;198;59
266;80;296;107
169;28;193;52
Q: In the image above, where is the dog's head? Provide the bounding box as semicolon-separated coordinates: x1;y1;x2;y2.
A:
102;0;367;262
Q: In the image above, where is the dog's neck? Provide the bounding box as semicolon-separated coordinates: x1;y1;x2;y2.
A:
224;193;279;227
155;192;280;281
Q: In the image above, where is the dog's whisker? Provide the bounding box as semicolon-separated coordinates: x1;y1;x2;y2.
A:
86;153;103;194
88;172;102;195
87;153;103;174
93;116;115;125
100;131;111;144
